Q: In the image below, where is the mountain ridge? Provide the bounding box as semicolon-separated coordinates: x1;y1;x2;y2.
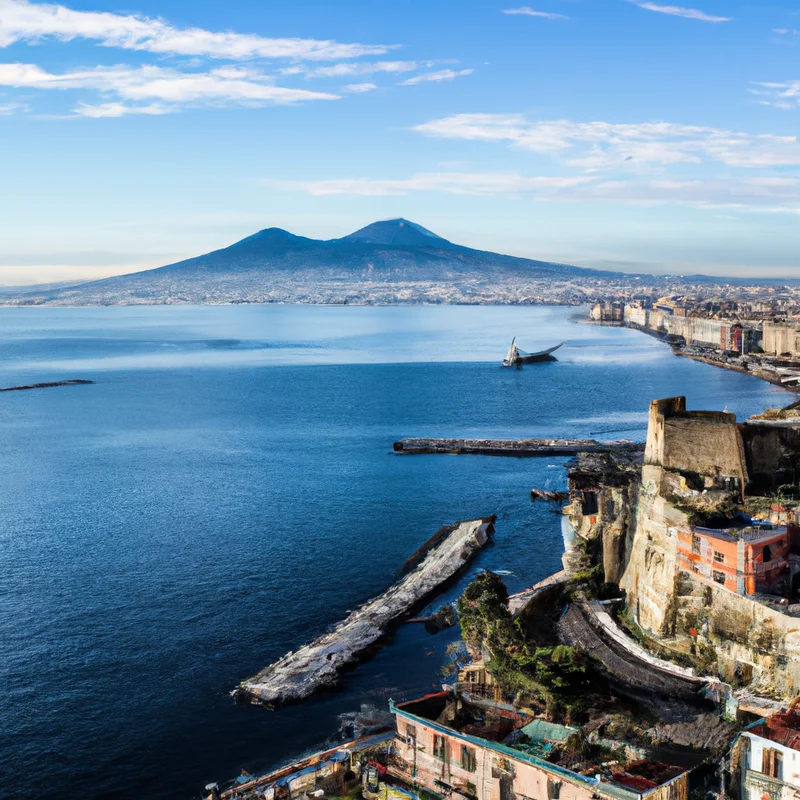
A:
3;218;646;306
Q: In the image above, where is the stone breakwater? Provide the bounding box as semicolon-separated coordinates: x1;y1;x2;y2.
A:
236;517;495;709
0;379;94;392
393;438;644;457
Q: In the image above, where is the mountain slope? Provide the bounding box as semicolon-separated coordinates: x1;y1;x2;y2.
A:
12;218;628;306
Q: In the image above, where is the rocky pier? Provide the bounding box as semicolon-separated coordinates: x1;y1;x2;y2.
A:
236;517;495;708
393;437;644;457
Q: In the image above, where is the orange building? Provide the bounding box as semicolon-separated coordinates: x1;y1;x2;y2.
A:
676;524;789;596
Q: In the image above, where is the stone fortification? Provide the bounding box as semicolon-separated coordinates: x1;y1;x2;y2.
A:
564;396;800;699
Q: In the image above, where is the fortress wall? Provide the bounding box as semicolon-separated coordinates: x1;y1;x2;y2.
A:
677;574;800;697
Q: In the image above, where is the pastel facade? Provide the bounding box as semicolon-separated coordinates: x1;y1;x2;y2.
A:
390;694;688;800
738;714;800;800
676;525;790;596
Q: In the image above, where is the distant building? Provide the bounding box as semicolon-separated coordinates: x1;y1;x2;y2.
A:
763;322;800;358
590;302;625;323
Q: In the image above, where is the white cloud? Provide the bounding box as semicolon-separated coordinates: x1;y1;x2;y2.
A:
631;2;732;23
751;80;800;110
294;60;424;78
267;172;591;196
502;8;569;20
74;101;170;118
0;62;339;113
267;170;800;213
343;82;377;94
399;68;473;86
413;113;800;168
0;0;394;60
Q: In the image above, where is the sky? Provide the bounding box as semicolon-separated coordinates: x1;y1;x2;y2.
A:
1;0;800;283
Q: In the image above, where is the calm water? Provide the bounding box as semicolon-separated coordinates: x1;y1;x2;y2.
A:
0;305;789;799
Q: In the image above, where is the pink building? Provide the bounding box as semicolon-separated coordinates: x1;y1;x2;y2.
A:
390;693;689;800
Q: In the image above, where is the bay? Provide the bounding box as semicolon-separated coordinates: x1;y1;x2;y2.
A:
0;305;788;799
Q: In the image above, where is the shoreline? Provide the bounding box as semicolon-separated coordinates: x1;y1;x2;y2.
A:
605;319;798;394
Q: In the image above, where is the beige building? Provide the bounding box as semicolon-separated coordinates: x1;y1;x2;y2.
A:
763;321;800;357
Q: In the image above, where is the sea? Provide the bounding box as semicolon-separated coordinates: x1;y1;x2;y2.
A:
0;304;790;800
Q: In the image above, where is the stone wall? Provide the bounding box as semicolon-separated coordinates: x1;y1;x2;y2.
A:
741;423;800;495
644;397;746;488
674;574;800;697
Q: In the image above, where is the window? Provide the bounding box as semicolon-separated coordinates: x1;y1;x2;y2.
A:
405;724;416;743
713;571;726;585
713;551;725;563
433;734;448;760
461;745;476;773
763;544;773;563
692;535;702;554
762;748;783;780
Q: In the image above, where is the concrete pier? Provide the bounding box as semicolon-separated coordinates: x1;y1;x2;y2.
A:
236;517;495;709
393;437;644;457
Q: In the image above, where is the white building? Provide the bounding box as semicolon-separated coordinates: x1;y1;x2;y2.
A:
738;714;800;800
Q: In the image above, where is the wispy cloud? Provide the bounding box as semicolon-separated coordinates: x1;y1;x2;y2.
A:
0;0;395;60
0;63;339;115
73;101;170;118
267;172;591;196
267;171;800;213
290;60;425;78
751;80;800;110
413;113;800;168
631;2;732;23
399;69;473;86
502;7;569;20
343;82;377;94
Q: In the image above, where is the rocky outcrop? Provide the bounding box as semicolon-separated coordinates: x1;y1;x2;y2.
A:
237;518;495;708
562;452;642;583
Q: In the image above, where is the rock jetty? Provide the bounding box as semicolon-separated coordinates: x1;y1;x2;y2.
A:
236;517;495;708
0;379;94;392
393;437;644;457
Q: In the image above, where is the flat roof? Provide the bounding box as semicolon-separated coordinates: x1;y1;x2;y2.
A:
392;695;689;800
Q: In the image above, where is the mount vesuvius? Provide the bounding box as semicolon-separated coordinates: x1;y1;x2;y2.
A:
5;219;635;306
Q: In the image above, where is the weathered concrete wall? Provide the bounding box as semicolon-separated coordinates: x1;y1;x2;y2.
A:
563;453;643;584
644;397;746;487
741;423;800;495
619;466;686;636
674;574;800;697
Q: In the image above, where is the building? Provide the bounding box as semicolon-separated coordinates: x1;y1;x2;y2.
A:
763;322;800;358
390;692;689;800
676;524;790;596
736;712;800;800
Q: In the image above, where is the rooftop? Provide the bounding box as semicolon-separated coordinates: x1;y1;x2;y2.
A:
693;523;788;544
393;693;688;798
749;713;800;752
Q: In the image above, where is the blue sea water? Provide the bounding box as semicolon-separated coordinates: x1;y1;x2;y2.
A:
0;305;790;800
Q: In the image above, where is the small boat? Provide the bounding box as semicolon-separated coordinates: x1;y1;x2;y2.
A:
502;338;563;368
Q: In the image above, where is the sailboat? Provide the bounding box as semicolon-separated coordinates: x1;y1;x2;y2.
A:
502;338;563;368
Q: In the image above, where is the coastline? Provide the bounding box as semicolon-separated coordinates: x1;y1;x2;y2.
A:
602;319;798;394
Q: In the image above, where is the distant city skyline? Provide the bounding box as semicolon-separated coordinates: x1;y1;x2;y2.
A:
1;0;800;283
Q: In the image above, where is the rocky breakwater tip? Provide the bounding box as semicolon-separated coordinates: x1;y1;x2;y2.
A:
235;516;495;709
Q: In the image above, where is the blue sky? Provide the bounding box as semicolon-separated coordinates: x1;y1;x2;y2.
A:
1;0;800;282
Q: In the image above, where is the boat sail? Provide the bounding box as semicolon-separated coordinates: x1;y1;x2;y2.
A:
501;339;564;368
502;338;519;368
